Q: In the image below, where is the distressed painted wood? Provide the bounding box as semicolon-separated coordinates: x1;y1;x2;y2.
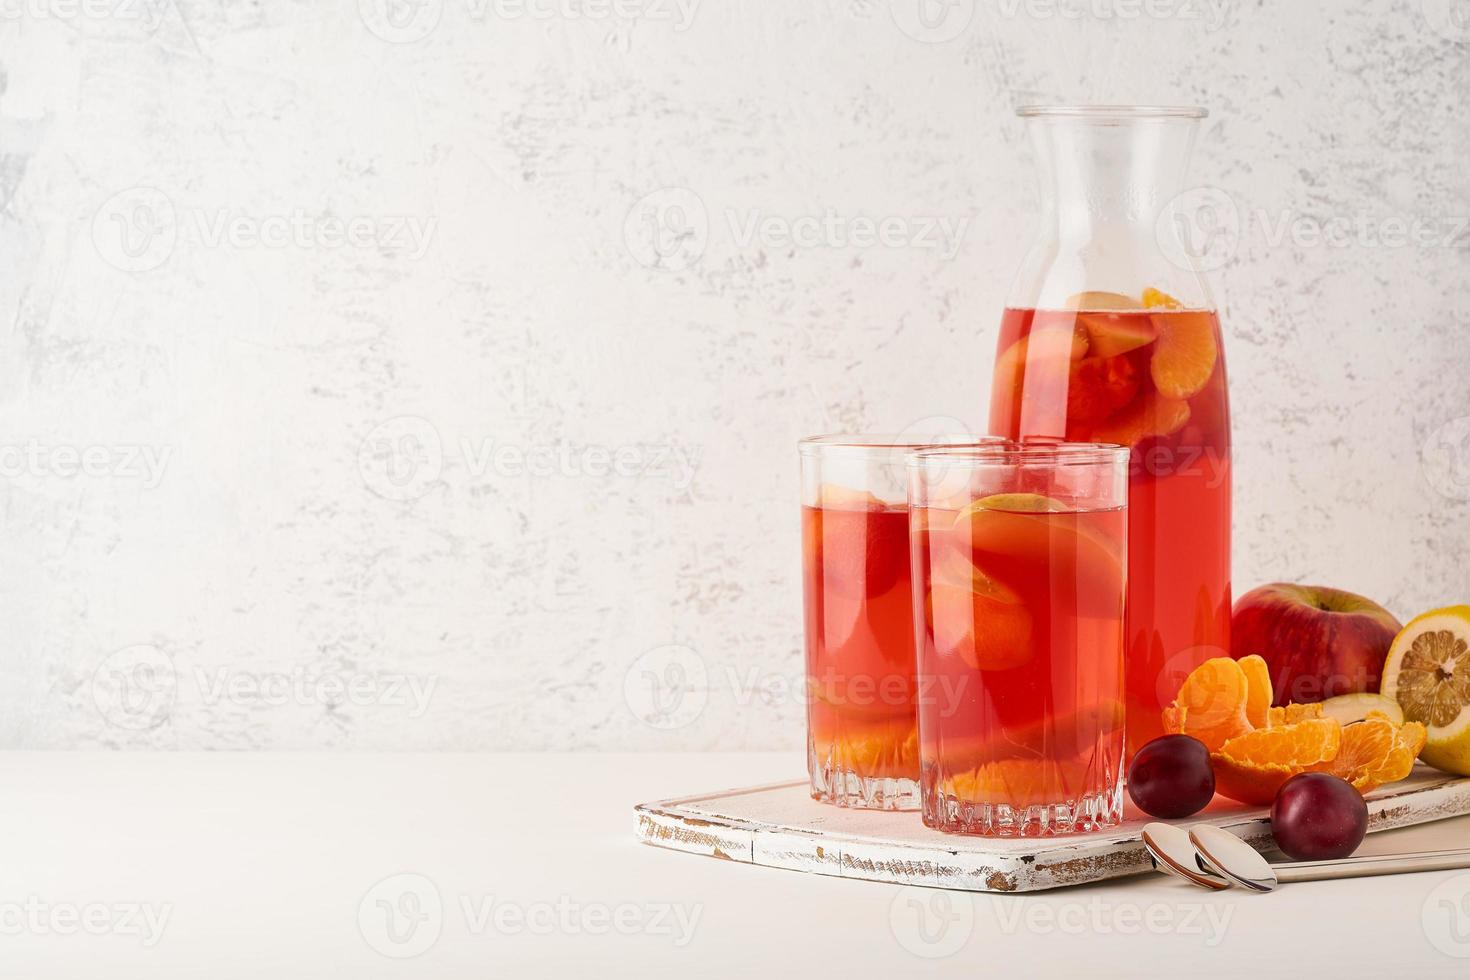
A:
635;766;1470;893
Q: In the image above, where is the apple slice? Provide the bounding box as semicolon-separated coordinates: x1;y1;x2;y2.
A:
817;484;886;511
1319;693;1405;727
1078;313;1157;358
1064;290;1138;311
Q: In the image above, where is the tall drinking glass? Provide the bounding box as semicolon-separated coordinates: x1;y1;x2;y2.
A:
909;442;1129;836
799;434;1002;809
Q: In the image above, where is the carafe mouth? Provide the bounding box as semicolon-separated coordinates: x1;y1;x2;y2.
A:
1017;105;1207;121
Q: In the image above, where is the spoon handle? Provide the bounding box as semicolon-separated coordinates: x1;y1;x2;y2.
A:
1274;848;1470;883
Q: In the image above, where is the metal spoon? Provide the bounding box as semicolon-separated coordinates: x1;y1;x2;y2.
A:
1189;824;1470;892
1140;822;1230;890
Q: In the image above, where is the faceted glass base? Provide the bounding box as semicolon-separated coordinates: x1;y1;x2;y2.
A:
921;767;1123;837
808;740;920;811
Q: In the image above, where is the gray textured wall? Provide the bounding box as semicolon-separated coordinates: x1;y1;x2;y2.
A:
1;0;1466;749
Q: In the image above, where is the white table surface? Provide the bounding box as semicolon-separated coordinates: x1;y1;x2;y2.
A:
4;751;1470;978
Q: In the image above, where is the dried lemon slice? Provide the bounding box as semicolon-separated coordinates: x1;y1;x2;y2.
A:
1381;605;1470;776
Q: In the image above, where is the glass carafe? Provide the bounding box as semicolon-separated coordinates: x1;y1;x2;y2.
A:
986;106;1232;756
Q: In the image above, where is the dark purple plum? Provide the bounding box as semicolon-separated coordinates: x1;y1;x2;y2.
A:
1127;734;1215;818
1270;772;1367;860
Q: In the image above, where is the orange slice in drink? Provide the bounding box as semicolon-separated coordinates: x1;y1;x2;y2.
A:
951;496;1123;619
811;720;919;779
929;576;1033;672
1091;390;1191;448
1142;286;1183;309
1211;718;1343;805
1149;311;1219;399
1161;656;1253;751
943;757;1089;808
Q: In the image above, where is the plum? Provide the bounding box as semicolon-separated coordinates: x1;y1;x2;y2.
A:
1127;734;1215;818
1270;772;1368;861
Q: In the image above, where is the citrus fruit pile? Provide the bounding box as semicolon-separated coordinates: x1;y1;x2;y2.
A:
1160;655;1426;805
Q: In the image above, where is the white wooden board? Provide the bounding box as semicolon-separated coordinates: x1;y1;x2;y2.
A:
635;766;1470;893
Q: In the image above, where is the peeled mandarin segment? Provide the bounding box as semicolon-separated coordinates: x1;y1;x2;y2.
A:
1219;719;1342;766
1310;717;1427;793
1077;313;1158;359
1376;722;1427;781
1310;716;1397;789
1142;287;1183;309
1237;655;1273;729
1161;657;1253;752
1064;290;1139;311
1210;719;1345;804
1091;391;1191;448
1149;311;1219;399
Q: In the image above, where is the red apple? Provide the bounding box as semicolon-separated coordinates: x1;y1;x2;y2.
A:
1231;583;1403;706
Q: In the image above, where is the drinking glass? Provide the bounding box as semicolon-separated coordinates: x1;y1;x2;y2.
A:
799;434;1002;809
908;442;1129;836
